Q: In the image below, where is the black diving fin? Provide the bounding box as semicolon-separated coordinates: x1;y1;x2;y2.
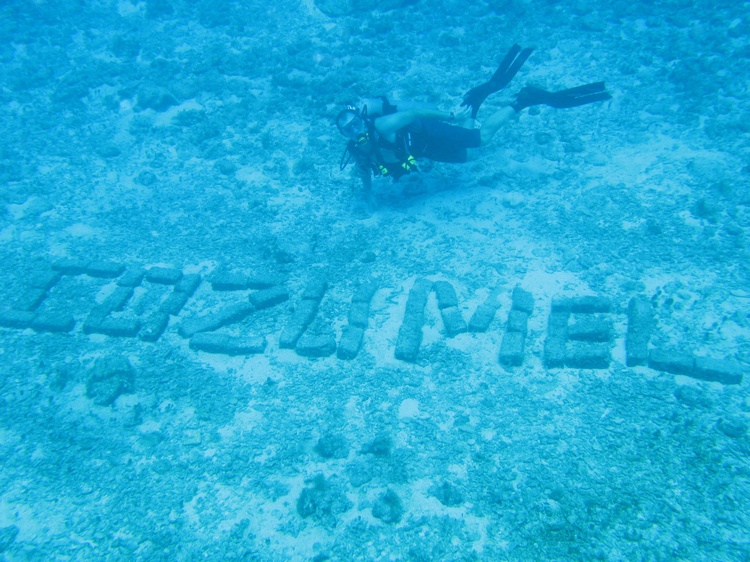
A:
511;82;612;113
462;44;535;119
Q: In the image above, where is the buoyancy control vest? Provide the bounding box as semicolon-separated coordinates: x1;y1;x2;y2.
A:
339;97;419;180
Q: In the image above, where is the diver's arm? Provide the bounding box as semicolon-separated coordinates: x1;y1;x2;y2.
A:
374;109;453;142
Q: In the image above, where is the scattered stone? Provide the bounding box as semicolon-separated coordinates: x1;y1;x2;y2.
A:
440;306;467;337
433;281;458;309
249;286;288;309
145;266;183;284
566;342;611;369
0;525;19;553
717;417;748;439
296;475;352;528
85;261;126;278
372;489;404;524
117;268;146;287
431;482;464;507
362;434;392;456
314;434;350;459
139;312;169;342
0;308;34;329
337;325;364;360
31;312;75;333
648;349;694;376
511;287;534;314
674;386;713;409
86;356;134;406
693;356;743;385
499;331;525;367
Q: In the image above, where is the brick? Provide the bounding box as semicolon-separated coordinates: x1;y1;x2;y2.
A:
395;314;423;362
352;279;378;303
246;274;284;289
174;274;201;295
31;313;75;333
692;357;743;385
567;315;612;342
249;286;288;309
210;272;249;291
296;332;337;358
566;342;611;369
499;331;525;366
348;301;370;328
506;310;529;335
139;312;169;342
552;296;611;313
547;311;569;338
177;302;254;338
117;268;146;287
511;287;534;314
294;332;336;357
279;322;306;349
145;267;183;284
14;288;48;311
51;259;88;275
648;349;694;376
626;297;653;367
301;280;328;301
88;318;141;338
544;336;567;368
0;309;34;329
337;325;365;360
440;306;467;337
159;291;191;316
27;269;61;290
85;261;126;278
433;281;458;309
189;333;231;353
101;286;134;313
405;279;432;316
468;302;499;333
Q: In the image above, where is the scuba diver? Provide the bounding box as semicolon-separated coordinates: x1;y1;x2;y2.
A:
336;44;611;196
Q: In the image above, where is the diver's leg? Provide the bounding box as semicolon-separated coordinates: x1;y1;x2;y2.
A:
479;106;516;146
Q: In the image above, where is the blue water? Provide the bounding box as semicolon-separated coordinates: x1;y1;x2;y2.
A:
1;0;749;559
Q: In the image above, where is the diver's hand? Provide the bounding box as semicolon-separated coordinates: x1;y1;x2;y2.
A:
452;106;472;121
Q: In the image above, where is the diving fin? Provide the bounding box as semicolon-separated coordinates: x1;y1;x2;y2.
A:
511;82;612;113
462;44;535;119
